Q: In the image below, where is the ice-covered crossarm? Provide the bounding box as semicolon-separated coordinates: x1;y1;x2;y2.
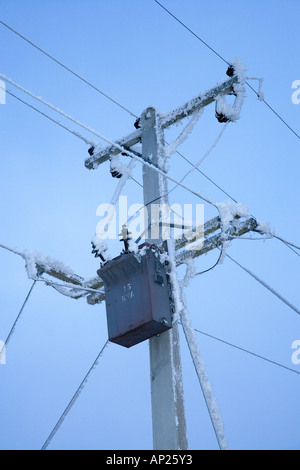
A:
22;249;106;303
22;250;84;284
215;200;250;236
85;129;142;170
255;220;273;236
84;72;243;173
175;205;258;267
160;75;239;129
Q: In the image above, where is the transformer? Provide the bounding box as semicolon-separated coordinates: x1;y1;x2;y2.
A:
98;245;173;348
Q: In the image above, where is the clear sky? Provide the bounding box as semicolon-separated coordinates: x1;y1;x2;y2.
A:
0;0;299;450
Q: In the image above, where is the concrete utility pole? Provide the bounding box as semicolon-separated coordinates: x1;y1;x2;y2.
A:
82;74;242;450
140;107;188;450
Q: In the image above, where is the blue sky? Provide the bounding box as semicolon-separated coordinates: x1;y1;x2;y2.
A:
0;0;299;450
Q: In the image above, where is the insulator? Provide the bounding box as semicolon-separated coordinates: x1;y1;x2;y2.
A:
226;65;235;77
110;169;122;178
215;111;230;123
91;241;107;262
134;118;141;129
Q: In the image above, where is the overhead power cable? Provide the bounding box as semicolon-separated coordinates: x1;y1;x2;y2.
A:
224;252;300;316
153;0;300;142
0;19;137;119
0;280;37;358
2;81;143;189
41;339;109;450
1;74;107;143
154;0;228;66
0;76;218;208
3;87;94;145
5;80;298;259
34;278;103;296
0;18;240;202
1;73;231;211
193;327;300;376
3;62;299;259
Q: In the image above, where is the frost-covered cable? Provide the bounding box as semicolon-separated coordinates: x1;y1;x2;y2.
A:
4;88;94;145
34;278;103;296
179;287;229;450
153;0;229;66
0;242;23;257
1;74;102;145
272;234;300;252
1;280;37;355
193;327;300;376
168;123;228;199
225;252;300;316
1;76;218;208
154;0;300;142
0;20;138;118
164;108;204;157
41;339;109;450
175;148;239;203
245;81;300;141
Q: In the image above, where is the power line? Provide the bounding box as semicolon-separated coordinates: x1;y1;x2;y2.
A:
2;13;299;233
41;339;109;450
246;80;300;141
0;280;37;355
0;17;239;203
4;87;94;145
34;277;103;296
0;19;138;119
2;15;293;218
153;0;300;142
2;82;143;190
192;327;300;376
175;148;239;203
3;89;299;300
1;74;110;145
153;0;228;66
224;252;300;316
3;24;299;289
1;78;218;208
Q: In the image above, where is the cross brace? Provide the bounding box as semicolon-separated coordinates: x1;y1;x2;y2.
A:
84;76;238;170
27;215;258;304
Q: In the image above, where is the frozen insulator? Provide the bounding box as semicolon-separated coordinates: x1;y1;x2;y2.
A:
88;146;94;156
134;118;141;129
110;169;122;178
226;65;235;77
91;241;107;262
215;111;230;123
119;224;132;252
110;158;123;178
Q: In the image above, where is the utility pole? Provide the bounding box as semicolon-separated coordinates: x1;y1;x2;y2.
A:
140;107;188;450
80;71;245;449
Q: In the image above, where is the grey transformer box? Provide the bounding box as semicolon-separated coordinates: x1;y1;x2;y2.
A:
97;245;173;348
